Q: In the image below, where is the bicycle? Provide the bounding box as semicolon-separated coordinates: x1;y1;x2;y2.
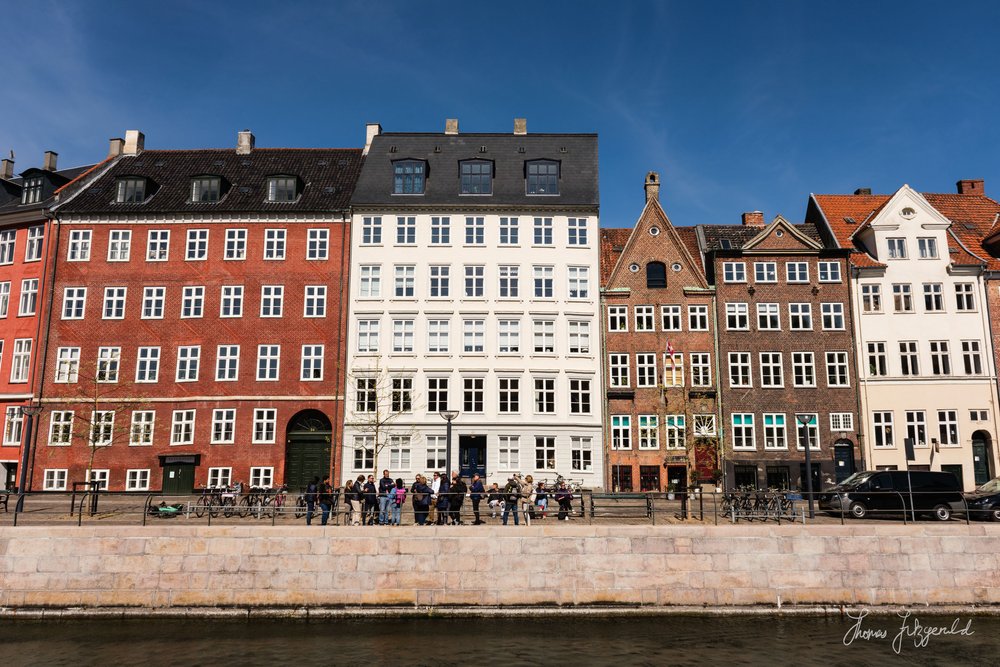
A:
194;486;224;518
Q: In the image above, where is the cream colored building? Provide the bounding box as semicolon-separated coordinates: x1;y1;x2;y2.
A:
809;185;999;490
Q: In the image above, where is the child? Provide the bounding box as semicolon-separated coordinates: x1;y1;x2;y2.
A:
391;478;406;526
487;482;504;518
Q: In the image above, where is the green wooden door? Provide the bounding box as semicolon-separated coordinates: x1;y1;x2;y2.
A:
284;410;333;492
161;463;194;494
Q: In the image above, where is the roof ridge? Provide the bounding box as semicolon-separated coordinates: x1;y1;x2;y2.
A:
124;147;363;154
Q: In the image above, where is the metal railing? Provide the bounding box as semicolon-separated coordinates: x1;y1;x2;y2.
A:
1;488;994;527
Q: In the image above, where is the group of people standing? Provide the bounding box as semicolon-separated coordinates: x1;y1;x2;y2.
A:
301;471;575;526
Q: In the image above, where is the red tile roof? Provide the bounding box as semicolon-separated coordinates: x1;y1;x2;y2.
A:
675;226;703;275
925;193;1000;269
599;227;631;285
813;191;1000;270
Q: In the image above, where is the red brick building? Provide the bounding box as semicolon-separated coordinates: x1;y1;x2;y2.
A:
0;152;98;491
600;173;719;492
697;213;861;491
36;130;361;492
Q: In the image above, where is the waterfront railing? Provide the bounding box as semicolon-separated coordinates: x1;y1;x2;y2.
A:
0;489;992;527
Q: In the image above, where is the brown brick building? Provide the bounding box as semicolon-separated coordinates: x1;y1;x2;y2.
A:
35;130;361;493
600;173;719;492
697;213;860;491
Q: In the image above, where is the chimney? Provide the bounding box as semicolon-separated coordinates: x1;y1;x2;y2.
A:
1;158;13;180
741;211;765;226
43;151;58;172
854;187;872;196
957;179;985;195
514;118;527;135
644;171;660;203
123;130;145;156
236;129;255;155
108;137;125;158
363;122;381;156
445;118;459;135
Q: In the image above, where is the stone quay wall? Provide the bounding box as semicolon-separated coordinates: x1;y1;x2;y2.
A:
1;524;998;611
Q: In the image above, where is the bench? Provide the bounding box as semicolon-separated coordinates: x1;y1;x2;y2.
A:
589;493;651;519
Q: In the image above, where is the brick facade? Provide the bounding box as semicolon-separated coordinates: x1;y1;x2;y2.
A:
35;221;351;492
0;155;97;491
32;139;361;492
600;174;719;492
703;216;861;491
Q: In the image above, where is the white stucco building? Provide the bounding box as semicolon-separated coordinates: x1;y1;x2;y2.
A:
808;184;999;489
342;120;603;488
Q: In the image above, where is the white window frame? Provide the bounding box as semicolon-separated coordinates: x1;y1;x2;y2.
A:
256;344;281;381
67;229;92;262
252;408;277;444
723;262;746;283
107;229;131;262
185;229;209;260
301;344;324;381
216;345;240;381
146;230;170;261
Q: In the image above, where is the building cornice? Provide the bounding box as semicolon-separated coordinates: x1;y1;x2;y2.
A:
56;213;349;224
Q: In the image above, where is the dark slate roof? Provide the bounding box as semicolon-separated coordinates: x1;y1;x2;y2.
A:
352;133;598;208
0;165;94;213
58;148;363;215
699;222;823;251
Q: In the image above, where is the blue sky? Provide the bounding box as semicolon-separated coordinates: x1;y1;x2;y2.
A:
3;1;999;227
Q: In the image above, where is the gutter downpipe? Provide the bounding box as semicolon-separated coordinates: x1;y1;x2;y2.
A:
599;288;611;492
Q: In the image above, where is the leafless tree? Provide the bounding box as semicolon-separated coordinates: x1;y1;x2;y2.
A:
50;357;147;488
345;359;418;481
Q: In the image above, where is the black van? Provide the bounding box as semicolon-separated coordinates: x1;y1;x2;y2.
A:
818;470;963;521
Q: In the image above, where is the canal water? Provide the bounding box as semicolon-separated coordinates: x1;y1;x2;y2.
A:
0;615;996;666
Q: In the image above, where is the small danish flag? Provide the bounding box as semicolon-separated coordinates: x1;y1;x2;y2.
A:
666;340;676;355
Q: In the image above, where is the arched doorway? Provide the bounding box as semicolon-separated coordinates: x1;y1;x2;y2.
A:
972;430;994;486
833;439;856;483
284;410;332;492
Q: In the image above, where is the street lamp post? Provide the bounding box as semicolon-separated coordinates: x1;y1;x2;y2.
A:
797;413;815;519
439;409;459;478
15;403;43;514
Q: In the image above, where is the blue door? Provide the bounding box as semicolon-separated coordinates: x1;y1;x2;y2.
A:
459;435;486;479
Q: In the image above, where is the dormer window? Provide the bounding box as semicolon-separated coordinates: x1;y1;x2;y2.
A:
21;178;43;204
267;176;298;202
191;176;222;202
116;177;146;203
460;160;492;195
393;160;425;195
526;160;559;195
